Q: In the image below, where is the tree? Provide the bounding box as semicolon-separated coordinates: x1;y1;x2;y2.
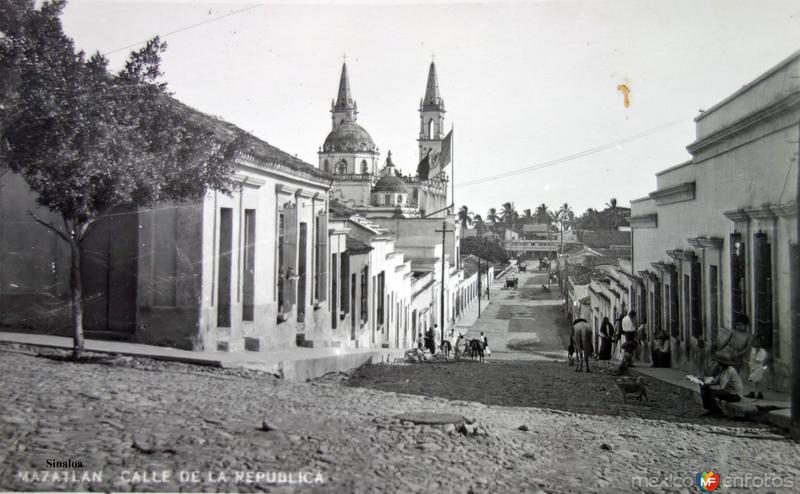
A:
534;203;550;224
2;1;242;358
499;201;517;233
553;202;574;254
457;205;473;229
605;197;620;228
472;214;485;235
486;207;500;234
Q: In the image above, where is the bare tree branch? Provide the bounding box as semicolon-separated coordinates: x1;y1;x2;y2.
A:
27;211;70;243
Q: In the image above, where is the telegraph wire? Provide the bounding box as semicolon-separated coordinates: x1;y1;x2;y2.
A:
102;4;262;56
455;118;689;188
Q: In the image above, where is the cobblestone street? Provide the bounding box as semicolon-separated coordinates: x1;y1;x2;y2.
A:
2;339;799;493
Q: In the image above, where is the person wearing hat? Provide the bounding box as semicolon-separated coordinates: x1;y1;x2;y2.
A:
699;353;744;416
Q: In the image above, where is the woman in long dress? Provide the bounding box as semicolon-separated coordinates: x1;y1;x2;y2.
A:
598;317;613;361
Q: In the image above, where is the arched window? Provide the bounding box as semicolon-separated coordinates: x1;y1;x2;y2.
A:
336;160;347;174
428;119;435;139
360;160;368;174
323;159;330;172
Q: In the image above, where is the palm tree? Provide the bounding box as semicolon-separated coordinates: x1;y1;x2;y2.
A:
486;207;500;234
499;202;517;232
521;208;533;223
554;202;574;255
472;214;485;235
457;205;473;229
534;203;550;224
605;197;620;228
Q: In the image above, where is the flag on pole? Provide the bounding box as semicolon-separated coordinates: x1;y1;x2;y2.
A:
429;129;453;177
440;129;453;168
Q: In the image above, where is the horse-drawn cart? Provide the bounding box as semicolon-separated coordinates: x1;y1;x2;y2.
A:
505;276;518;289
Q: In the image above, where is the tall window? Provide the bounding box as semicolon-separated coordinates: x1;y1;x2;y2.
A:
314;214;328;302
384;194;390;205
683;274;691;347
669;271;679;338
277;213;285;312
217;208;233;327
428;119;435;139
690;260;702;338
653;279;662;334
340;255;349;313
753;233;773;349
351;272;357;340
323;159;330;172
360;160;368;174
730;232;747;322
242;209;256;321
331;253;337;329
297;223;307;322
360;267;368;323
377;271;385;326
337;160;347;174
709;265;719;341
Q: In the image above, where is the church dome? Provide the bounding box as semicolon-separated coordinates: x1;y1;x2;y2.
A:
373;174;408;193
323;121;377;153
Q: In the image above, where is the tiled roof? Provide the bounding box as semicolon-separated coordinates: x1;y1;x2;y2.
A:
345;236;372;254
330;199;357;218
576;230;631;249
167;98;331;182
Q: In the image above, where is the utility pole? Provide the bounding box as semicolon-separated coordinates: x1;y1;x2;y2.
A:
477;256;482;318
436;220;455;344
792;120;800;441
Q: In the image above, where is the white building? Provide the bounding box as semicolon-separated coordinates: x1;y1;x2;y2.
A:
630;51;799;390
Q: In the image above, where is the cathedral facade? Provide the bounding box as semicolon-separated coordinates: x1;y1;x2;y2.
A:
318;62;450;218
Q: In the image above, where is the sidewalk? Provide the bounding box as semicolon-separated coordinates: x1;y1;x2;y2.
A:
0;331;402;381
631;365;792;431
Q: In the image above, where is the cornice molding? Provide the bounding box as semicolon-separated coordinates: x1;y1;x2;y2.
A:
627;214;658;228
687;92;800;156
276;184;298;196
773;202;797;218
649;182;696;206
744;205;776;221
696;236;724;250
722;209;750;223
666;249;684;261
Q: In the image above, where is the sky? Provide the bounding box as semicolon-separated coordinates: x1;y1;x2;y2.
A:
60;0;800;218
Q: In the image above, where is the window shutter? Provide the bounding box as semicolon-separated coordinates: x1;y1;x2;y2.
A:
316;212;328;302
283;204;298;307
669;270;679;338
341;254;350;313
753;233;772;349
690;260;702;338
730;232;745;321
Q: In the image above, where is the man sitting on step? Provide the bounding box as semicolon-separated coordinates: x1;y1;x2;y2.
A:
697;353;744;417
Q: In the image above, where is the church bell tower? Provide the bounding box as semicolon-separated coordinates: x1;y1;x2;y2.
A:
418;61;446;162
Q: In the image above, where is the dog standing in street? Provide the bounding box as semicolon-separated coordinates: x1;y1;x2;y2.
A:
615;376;649;403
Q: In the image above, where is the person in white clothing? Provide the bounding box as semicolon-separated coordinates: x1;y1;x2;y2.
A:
745;335;770;399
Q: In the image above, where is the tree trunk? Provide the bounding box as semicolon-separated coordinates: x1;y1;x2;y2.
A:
68;235;84;360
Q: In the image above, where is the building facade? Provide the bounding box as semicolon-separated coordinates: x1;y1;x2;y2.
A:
630;51;799;390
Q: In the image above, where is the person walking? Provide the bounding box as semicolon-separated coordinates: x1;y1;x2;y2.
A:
598;317;613;361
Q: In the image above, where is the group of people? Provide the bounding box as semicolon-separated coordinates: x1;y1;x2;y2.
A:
413;327;490;359
586;310;771;417
696;314;772;416
594;310;646;366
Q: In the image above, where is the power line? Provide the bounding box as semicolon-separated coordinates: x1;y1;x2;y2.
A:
455;118;688;188
102;4;262;56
